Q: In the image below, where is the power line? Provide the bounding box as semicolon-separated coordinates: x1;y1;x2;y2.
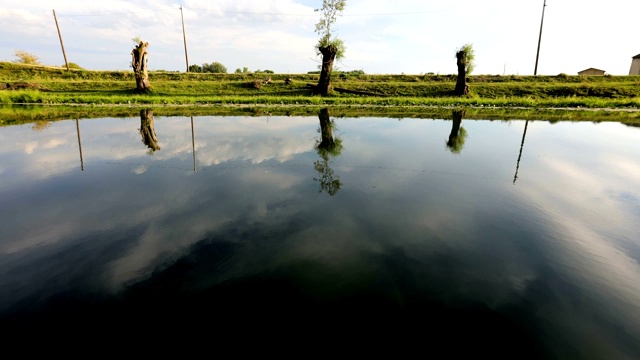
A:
23;7;459;19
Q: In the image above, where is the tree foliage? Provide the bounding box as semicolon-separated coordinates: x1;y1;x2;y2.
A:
188;64;202;73
447;127;467;154
13;50;40;65
188;62;228;73
314;0;346;59
202;62;228;73
203;62;227;73
447;110;468;153
456;43;475;75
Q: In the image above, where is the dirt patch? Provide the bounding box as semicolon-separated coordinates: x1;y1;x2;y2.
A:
4;82;49;91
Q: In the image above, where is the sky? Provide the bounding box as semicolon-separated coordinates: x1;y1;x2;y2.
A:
1;0;639;75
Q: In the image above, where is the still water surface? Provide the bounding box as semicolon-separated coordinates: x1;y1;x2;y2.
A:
0;110;639;357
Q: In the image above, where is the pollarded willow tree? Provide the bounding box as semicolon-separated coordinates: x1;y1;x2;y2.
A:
314;0;346;96
131;40;151;92
454;43;475;96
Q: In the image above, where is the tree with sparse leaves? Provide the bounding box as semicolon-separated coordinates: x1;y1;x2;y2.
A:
13;50;40;65
313;0;346;96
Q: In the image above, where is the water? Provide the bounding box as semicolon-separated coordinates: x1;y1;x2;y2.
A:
1;110;639;357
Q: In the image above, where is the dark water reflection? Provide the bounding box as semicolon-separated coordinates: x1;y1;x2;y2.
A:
0;110;639;357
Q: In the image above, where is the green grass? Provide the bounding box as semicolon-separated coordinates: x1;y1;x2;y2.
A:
0;62;640;108
2;61;640;114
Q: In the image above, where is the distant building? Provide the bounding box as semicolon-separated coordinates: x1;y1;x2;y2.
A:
629;54;640;75
578;68;606;76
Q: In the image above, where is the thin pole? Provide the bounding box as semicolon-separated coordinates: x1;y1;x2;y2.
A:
180;6;190;72
191;116;197;172
534;0;547;76
53;9;70;71
513;120;529;184
76;119;84;171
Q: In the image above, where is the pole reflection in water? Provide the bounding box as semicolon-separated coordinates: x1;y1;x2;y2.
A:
314;108;343;196
513;120;529;184
446;109;468;154
191;116;197;172
139;109;160;153
75;118;84;171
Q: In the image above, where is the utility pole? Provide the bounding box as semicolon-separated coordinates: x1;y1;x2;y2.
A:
534;0;547;76
180;6;190;72
53;9;70;71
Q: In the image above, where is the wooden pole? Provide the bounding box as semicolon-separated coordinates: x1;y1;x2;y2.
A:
534;0;547;76
180;6;190;72
53;9;70;71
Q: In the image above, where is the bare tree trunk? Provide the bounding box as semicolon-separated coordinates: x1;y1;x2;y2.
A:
140;109;160;152
131;41;151;92
455;51;469;96
315;45;337;96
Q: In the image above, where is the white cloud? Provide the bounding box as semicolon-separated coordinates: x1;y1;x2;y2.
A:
2;0;639;74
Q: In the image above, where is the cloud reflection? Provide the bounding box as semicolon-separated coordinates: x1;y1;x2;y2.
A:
0;117;639;357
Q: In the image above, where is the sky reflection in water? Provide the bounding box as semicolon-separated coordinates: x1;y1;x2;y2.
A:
0;111;639;357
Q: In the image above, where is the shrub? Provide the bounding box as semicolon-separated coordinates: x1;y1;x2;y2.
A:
66;62;83;70
202;62;227;73
13;50;40;65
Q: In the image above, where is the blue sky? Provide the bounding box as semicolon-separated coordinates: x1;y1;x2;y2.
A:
1;0;639;75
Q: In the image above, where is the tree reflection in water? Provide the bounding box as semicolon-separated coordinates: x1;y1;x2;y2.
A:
139;109;160;153
314;108;343;196
446;109;468;154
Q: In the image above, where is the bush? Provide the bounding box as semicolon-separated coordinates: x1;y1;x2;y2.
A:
202;62;227;73
13;50;40;65
188;64;203;73
66;62;83;70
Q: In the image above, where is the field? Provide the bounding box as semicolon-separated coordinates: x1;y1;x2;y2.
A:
1;61;640;126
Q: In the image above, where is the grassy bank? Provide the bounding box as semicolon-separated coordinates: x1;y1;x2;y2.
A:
2;104;640;130
2;62;640;109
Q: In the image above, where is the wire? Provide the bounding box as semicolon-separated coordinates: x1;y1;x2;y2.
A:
12;7;457;19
